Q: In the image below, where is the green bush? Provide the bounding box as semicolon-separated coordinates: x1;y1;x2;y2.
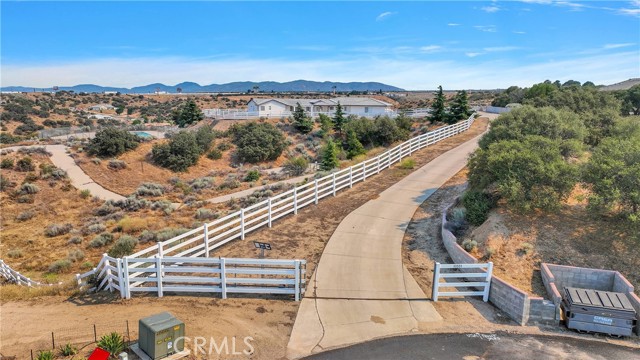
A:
151;131;202;172
97;332;125;358
244;169;261;182
283;156;309;176
345;130;366;159
15;156;35;171
195;208;219;220
108;159;127;170
292;103;314;134
45;223;73;237
48;259;71;273
462;190;493;226
108;235;138;257
0;175;14;192
229;122;286;163
88;232;115;248
36;350;55;360
80;189;91;198
155;227;189;242
399;158;416;169
320;139;340;171
217;142;232;151
16;210;35;221
7;249;23;258
0;158;14;169
67;249;85;262
195;126;216;153
135;182;165;197
59;343;78;356
19;182;40;194
173;99;204;127
87;127;140;158
207;148;223;160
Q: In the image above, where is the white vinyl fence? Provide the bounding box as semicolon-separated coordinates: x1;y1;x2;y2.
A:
0;259;60;286
76;255;306;300
432;262;493;302
4;114;477;300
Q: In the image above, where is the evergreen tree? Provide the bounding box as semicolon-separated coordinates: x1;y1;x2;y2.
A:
430;85;447;123
292;102;313;133
320;139;340;170
332;102;347;135
449;90;471;123
345;130;366;159
173;99;204;128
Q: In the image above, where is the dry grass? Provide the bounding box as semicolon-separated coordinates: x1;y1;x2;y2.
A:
116;216;149;234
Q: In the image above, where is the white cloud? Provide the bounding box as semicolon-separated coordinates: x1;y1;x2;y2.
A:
520;0;640;17
604;43;635;49
513;31;527;34
419;45;442;53
483;46;520;52
465;52;483;58
287;45;332;52
482;6;501;13
474;25;497;33
376;11;396;21
2;51;638;91
447;23;461;26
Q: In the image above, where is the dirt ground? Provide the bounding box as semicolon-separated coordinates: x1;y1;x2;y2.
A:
0;118;489;359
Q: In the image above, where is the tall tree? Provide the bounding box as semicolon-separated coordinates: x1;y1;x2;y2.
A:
173;99;204;128
332;102;347;135
345;130;366;159
292;102;313;133
320;139;340;170
449;90;471;123
430;85;447;123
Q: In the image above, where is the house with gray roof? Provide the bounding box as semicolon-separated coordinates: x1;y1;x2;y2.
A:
246;97;393;118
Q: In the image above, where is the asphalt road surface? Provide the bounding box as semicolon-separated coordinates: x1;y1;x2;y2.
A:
304;332;640;360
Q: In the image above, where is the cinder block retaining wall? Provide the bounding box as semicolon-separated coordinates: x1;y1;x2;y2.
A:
541;263;640;335
440;209;555;325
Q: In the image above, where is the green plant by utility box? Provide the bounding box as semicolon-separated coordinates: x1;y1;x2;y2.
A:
139;312;185;359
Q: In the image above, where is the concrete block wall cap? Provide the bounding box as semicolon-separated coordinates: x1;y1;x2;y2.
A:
614;272;635;288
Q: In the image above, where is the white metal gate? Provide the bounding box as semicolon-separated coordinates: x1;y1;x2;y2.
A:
432;262;493;302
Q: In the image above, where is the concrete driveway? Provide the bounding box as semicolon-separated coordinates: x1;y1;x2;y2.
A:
287;132;485;359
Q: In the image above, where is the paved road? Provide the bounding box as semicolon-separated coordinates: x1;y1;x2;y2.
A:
2;145;125;201
287;131;486;359
303;332;640;360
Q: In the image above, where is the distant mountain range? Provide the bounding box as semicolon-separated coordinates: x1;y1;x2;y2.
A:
599;78;640;91
1;80;404;94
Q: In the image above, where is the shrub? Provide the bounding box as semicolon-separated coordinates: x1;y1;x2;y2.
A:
139;230;157;243
91;157;102;165
521;242;534;256
24;172;39;182
80;189;91;198
82;223;106;235
48;259;71;273
97;332;125;357
108;196;149;212
461;239;478;252
7;249;23;258
68;236;83;245
108;159;127;170
189;176;214;191
16;210;35;221
116;217;148;233
45;223;73;237
15;156;35;171
87;127;140;157
59;343;78;356
150;200;174;214
462;190;493;226
219;176;241;190
67;249;85;262
320;139;340;171
195;126;216;152
0;158;14;169
151;131;202;172
36;350;55;360
229;122;286;163
94;203;119;216
283;156;308;176
155;227;189;242
244;169;261;182
0;175;14;191
108;235;138;257
345;130;366;159
195;208;219;220
207;148;223;160
19;182;40;194
399;158;416;170
217;142;231;151
88;232;115;248
135;182;165;197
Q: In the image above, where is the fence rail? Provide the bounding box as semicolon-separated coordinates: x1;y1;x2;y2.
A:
0;259;50;286
432;262;493;301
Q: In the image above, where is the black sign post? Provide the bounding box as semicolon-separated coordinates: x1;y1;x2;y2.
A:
254;241;272;259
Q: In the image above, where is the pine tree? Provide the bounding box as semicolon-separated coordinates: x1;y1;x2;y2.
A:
174;99;204;128
293;102;313;133
430;85;447;123
345;130;366;159
320;139;340;170
332;102;347;135
449;90;471;124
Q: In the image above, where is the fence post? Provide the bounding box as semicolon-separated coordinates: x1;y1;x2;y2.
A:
94;324;97;342
484;262;493;302
409;139;413;155
349;167;353;188
314;179;319;204
376;156;381;174
123;257;131;299
293;187;298;215
432;262;440;301
220;257;227;299
105;254;113;292
363;162;367;181
204;223;210;257
156;257;163;298
51;332;55;350
117;259;125;299
240;208;245;240
294;260;300;302
157;242;164;258
76;273;81;286
267;198;273;227
332;173;336;196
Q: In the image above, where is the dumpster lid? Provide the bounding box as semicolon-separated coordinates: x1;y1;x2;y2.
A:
564;287;635;312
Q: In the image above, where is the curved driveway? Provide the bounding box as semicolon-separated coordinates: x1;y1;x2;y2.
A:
287;131;485;359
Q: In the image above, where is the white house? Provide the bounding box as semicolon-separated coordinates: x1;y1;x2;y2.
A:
245;97;393;118
88;103;116;111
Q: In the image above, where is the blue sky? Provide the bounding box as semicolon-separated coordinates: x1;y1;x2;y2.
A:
1;1;639;89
